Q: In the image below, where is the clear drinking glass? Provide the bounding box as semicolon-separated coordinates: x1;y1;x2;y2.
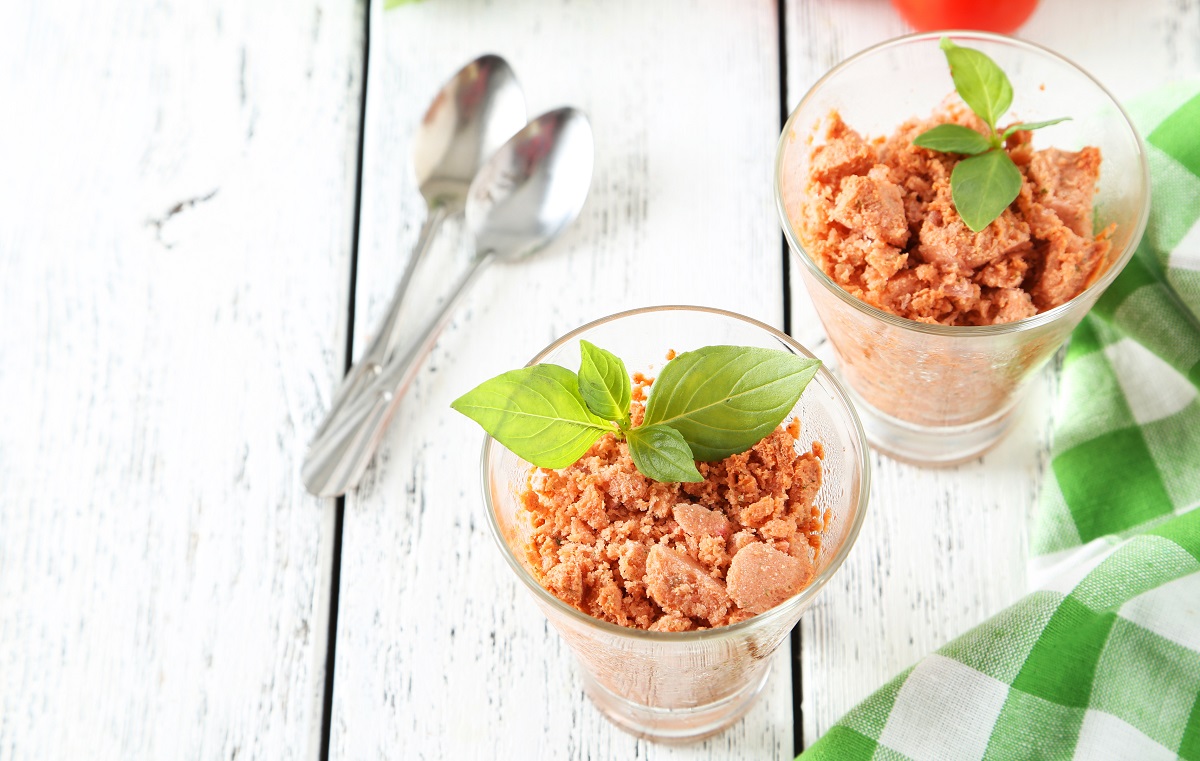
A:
481;306;871;742
775;31;1150;465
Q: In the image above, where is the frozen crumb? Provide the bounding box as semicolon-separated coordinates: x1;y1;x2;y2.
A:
648;613;695;633
672;503;731;539
793;105;1110;325
786;417;801;439
727;542;814;614
645;545;732;626
518;410;825;630
630;372;654;403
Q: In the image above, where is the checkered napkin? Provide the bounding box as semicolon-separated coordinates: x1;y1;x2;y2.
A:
801;83;1200;761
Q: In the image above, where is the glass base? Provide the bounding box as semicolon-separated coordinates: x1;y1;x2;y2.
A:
845;384;1025;466
577;661;771;743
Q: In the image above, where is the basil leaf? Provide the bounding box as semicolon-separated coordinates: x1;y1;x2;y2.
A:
626;424;703;483
913;124;994;155
577;340;631;423
643;346;821;462
939;37;1012;131
1001;117;1071;139
950;149;1024;233
451;364;614;469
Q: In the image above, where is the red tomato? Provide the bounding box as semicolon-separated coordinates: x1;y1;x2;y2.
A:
890;0;1039;34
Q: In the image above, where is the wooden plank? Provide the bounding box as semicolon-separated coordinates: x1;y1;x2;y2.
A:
782;0;1200;747
0;2;364;759
329;0;794;758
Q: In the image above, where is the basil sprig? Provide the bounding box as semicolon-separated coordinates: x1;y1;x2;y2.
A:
913;37;1070;233
448;364;614;469
642;345;821;462
625;424;702;484
452;344;821;483
577;340;631;426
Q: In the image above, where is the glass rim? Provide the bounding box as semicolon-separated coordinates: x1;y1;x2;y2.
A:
773;29;1152;338
478;305;872;642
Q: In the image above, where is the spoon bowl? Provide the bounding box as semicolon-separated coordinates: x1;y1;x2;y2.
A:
467;107;594;261
414;54;527;212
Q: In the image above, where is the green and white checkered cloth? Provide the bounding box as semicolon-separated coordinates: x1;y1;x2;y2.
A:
802;83;1200;761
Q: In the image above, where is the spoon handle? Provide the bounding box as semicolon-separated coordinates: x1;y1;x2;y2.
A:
309;205;450;445
301;251;495;497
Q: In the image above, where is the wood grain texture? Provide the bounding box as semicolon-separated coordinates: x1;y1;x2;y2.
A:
328;1;794;759
0;2;364;759
783;0;1200;747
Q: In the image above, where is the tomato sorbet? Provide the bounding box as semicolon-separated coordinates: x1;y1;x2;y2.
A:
517;386;826;632
795;103;1111;326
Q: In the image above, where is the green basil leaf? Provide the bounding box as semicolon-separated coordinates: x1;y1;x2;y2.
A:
643;346;821;462
940;37;1012;132
950;149;1024;233
1001;117;1071;139
451;364;614;469
577;340;631;423
625;424;703;483
913;124;994;155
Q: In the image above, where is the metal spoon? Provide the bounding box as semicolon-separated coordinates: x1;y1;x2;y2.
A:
302;107;595;497
311;54;525;444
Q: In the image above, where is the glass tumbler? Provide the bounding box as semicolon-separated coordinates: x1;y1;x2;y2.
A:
481;306;870;742
775;31;1150;465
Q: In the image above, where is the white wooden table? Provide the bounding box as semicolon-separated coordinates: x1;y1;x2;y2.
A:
3;1;1197;759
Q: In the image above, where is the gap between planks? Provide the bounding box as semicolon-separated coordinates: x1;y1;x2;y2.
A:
319;2;371;760
775;0;806;755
